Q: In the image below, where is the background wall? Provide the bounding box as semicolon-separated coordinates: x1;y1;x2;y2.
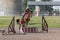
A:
0;0;23;16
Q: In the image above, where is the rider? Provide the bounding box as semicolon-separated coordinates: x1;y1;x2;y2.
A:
22;7;30;19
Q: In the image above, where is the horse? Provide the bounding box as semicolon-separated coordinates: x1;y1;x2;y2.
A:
16;9;33;33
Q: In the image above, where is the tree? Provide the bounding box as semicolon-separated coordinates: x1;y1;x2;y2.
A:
23;0;35;10
41;0;53;16
46;6;53;16
23;0;27;10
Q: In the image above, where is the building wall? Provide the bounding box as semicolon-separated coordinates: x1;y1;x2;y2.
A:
0;0;23;16
27;0;53;15
29;0;52;10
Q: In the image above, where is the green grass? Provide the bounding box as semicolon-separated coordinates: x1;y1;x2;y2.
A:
44;16;60;28
0;16;60;28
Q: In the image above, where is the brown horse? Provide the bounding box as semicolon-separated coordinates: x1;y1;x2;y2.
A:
16;9;32;33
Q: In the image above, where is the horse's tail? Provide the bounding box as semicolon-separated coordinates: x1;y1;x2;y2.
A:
16;19;20;24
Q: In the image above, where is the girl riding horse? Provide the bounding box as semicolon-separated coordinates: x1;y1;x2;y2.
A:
16;8;32;33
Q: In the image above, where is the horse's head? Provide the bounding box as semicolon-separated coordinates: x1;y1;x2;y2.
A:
25;8;33;17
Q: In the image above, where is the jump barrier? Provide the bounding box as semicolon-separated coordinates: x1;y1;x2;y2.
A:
22;16;48;33
2;16;48;34
42;16;48;32
8;16;16;33
2;16;16;34
22;27;38;33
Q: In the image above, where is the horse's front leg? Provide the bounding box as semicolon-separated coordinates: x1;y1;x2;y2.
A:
26;19;30;26
26;21;29;26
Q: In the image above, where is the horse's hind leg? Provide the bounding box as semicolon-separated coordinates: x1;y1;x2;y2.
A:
19;24;24;33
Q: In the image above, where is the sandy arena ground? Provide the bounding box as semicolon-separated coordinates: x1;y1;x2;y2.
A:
0;28;60;40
